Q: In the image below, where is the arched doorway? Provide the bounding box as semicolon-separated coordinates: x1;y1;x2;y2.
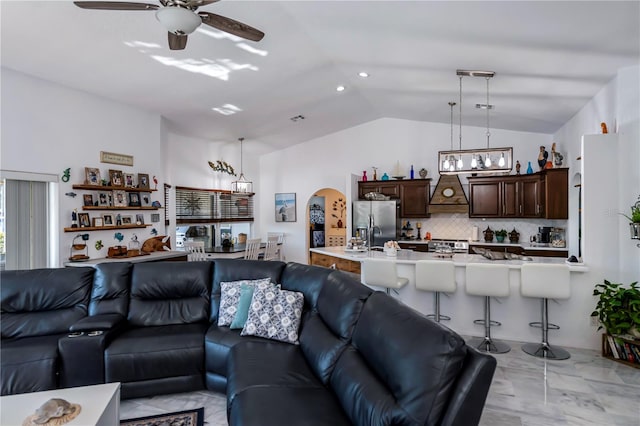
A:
306;188;347;262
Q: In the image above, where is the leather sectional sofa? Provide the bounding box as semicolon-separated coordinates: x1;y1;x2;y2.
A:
1;260;496;425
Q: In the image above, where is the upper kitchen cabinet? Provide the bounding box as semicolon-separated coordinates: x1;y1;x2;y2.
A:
399;179;431;218
358;179;431;218
358;181;400;199
467;168;568;219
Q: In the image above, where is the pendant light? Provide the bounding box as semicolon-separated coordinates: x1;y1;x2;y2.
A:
444;101;456;171
437;69;512;175
231;137;253;193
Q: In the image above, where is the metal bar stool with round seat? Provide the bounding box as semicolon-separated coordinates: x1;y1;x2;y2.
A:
415;260;456;322
465;263;511;354
520;263;571;360
362;258;409;295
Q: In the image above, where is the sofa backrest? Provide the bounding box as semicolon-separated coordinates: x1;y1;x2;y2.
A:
128;262;212;326
1;267;94;339
210;259;286;323
279;263;332;312
299;270;372;384
330;292;468;426
89;263;132;316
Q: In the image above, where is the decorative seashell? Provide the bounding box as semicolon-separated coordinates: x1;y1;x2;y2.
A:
33;399;75;424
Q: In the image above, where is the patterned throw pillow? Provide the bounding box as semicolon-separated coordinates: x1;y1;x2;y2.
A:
218;278;271;326
241;286;304;344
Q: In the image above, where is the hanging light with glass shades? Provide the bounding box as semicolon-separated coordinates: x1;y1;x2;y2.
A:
438;70;512;175
231;137;253;193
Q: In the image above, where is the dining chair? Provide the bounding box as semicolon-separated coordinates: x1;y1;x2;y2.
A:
244;238;262;260
184;241;206;261
267;232;285;260
262;235;280;261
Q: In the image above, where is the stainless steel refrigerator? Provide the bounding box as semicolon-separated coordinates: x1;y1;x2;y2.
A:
352;200;400;247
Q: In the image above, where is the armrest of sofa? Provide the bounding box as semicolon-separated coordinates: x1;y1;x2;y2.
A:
438;346;497;426
69;313;126;333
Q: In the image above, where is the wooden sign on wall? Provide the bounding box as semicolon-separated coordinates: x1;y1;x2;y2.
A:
100;151;134;166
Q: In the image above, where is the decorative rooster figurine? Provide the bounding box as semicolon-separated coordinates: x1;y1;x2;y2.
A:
152;176;158;190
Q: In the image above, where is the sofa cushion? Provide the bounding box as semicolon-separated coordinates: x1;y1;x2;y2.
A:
299;272;372;384
218;278;271;327
229;284;254;329
279;263;333;312
331;292;468;426
1;267;93;339
128;262;211;326
210;259;286;324
227;340;322;404
241;286;304;344
89;262;131;316
1;334;63;395
105;323;208;383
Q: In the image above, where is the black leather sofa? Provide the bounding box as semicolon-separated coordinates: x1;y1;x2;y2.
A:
1;260;496;426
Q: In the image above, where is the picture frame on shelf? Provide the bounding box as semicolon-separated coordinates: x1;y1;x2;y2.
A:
140;192;152;207
124;173;135;188
102;214;114;226
78;213;90;228
128;192;141;207
109;169;124;187
121;215;133;225
113;190;127;207
98;192;110;207
92;217;103;227
83;194;94;207
275;193;296;222
151;213;160;223
138;173;150;190
135;214;144;225
85;167;101;186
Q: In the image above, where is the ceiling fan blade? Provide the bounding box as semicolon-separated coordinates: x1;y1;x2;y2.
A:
199;12;264;42
159;0;219;6
168;32;188;50
73;1;158;11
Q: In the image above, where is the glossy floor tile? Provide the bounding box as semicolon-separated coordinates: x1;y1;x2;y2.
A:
120;339;640;426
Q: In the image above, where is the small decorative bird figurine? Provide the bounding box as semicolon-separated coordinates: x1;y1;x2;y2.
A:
64;192;77;198
114;232;124;242
152;176;158;190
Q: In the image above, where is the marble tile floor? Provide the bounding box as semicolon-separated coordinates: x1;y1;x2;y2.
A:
120;338;640;426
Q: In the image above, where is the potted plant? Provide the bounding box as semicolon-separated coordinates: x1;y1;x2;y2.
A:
495;229;508;243
591;280;640;338
621;194;640;239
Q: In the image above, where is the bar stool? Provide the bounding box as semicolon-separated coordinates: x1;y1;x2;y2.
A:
520;263;571;360
465;263;510;353
362;258;409;295
415;260;456;322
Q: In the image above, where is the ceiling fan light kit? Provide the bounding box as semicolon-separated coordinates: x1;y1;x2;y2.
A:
73;0;264;50
156;7;201;34
438;69;513;175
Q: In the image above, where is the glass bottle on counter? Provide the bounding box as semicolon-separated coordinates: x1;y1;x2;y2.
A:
410;165;414;179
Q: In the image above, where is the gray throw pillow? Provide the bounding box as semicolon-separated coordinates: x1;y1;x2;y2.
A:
218;278;272;326
241;286;304;344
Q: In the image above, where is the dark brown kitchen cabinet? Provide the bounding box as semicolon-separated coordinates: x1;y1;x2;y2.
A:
358;179;431;218
468;168;568;219
399;180;431;218
358;181;400;199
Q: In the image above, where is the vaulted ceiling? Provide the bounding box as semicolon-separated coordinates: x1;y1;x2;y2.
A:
2;1;639;154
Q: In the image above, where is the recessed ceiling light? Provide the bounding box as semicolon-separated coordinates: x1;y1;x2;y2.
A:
336;85;346;92
358;72;369;78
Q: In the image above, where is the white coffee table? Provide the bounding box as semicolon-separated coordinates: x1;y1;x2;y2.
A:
0;382;120;426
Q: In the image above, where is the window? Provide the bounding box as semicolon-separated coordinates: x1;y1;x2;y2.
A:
1;172;57;270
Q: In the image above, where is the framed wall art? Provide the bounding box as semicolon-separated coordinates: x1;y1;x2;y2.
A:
78;213;91;228
140;192;152;207
83;194;94;207
138;173;150;190
102;214;114;226
109;169;124;187
85;167;101;186
98;192;110;207
275;193;296;222
121;215;133;225
128;192;141;207
92;217;104;227
124;173;135;188
113;190;127;207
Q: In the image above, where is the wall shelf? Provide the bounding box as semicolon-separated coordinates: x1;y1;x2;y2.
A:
64;224;151;233
82;206;158;211
72;184;157;193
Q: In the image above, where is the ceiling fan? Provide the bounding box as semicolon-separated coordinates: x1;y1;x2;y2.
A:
74;1;264;50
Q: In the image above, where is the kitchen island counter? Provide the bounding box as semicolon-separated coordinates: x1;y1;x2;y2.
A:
310;246;587;272
309;246;590;351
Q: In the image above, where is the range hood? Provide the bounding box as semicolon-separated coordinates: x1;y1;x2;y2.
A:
429;174;469;214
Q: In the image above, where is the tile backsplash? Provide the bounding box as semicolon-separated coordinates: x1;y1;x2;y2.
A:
403;213;567;243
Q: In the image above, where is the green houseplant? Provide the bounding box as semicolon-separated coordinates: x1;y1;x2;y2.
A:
621;195;640;239
591;280;640;337
495;229;508;243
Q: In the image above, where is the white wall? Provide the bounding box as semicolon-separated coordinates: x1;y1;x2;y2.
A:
1;69;162;264
259;117;553;265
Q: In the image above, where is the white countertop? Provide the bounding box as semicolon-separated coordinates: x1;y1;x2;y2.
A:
397;239;568;251
310;246;587;271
